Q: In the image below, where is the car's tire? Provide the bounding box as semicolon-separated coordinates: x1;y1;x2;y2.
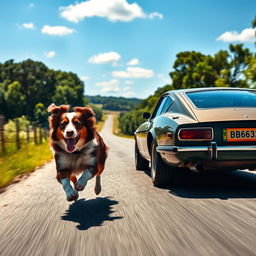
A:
135;141;149;170
151;143;176;187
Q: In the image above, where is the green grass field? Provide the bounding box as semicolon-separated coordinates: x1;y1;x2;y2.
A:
0;141;53;189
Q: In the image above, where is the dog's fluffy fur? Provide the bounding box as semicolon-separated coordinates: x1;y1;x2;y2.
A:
48;103;108;201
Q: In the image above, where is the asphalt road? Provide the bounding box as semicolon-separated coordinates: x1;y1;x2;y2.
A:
1;115;256;256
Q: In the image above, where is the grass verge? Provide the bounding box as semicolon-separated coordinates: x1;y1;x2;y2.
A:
96;114;107;132
112;114;134;139
0;141;53;189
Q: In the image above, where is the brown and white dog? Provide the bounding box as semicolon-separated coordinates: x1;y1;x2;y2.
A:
48;103;108;201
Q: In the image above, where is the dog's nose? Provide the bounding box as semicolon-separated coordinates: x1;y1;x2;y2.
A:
66;130;74;137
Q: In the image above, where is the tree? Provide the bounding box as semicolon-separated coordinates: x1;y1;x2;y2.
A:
244;17;256;87
4;81;26;119
170;45;252;89
228;44;251;87
34;103;48;126
0;59;85;124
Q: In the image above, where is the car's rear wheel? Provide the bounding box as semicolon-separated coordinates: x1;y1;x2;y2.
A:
151;143;176;187
135;141;149;170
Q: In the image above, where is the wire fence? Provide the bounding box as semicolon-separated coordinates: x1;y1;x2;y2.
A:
0;114;48;155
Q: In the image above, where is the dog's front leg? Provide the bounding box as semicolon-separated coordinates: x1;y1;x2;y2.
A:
75;169;93;191
60;177;78;201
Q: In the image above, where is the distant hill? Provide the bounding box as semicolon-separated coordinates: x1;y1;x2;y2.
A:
85;95;142;111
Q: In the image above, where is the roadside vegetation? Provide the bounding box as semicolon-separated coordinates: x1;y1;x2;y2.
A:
112;113;134;139
0;141;52;189
96;114;107;132
0;116;51;189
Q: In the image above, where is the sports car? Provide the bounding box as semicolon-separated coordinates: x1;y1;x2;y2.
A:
134;87;256;186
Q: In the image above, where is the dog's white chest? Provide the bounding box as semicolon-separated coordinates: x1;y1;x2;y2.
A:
57;139;98;172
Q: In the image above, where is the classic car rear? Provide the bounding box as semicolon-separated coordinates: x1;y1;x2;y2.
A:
134;88;256;186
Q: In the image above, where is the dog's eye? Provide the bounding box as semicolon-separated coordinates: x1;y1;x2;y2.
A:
59;122;67;130
73;121;83;129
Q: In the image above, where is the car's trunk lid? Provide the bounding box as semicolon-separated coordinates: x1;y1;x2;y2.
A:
191;108;256;122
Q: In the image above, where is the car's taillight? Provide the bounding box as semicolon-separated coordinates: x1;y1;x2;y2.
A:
178;128;213;141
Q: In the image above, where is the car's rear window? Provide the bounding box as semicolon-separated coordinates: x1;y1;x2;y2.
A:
186;90;256;108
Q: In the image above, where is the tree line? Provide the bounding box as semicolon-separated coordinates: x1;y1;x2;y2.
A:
119;18;256;135
0;59;102;126
86;95;141;111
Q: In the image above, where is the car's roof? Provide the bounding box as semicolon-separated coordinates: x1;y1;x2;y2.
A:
163;87;256;123
166;87;255;95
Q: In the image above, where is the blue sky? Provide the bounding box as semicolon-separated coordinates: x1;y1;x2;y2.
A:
0;0;255;98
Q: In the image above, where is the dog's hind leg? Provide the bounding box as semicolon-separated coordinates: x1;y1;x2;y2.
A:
94;164;104;195
94;175;101;195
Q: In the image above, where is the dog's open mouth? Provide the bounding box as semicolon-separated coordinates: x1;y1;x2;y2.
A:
64;136;79;153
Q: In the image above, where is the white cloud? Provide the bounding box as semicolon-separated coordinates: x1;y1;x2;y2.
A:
41;25;75;36
217;28;255;43
112;67;154;79
44;51;56;58
88;51;121;65
95;79;136;96
96;79;120;93
22;22;35;30
59;0;163;23
80;76;90;81
127;58;139;66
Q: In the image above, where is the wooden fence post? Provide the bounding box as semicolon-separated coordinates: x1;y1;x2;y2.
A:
0;115;5;153
39;126;43;144
44;129;48;141
15;119;21;150
26;124;30;143
33;123;37;145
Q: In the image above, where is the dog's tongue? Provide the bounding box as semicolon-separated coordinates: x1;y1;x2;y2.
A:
66;138;76;152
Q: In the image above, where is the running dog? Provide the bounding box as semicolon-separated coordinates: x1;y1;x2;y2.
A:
48;103;108;201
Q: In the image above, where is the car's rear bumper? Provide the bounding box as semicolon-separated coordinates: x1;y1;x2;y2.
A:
156;143;256;170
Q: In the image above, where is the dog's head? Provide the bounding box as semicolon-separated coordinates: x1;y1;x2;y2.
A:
48;103;96;153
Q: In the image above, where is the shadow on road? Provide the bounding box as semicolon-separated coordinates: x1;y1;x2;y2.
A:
141;167;256;199
168;169;256;199
61;197;123;230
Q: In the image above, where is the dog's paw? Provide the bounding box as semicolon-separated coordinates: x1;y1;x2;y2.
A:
94;184;101;195
75;181;86;191
66;190;79;201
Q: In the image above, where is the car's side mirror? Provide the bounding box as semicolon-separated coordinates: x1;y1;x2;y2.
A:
142;112;151;119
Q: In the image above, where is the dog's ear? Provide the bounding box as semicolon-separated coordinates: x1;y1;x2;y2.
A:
74;106;96;129
47;103;70;114
48;103;69;130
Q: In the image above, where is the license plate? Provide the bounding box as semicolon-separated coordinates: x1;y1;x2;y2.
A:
223;128;256;142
